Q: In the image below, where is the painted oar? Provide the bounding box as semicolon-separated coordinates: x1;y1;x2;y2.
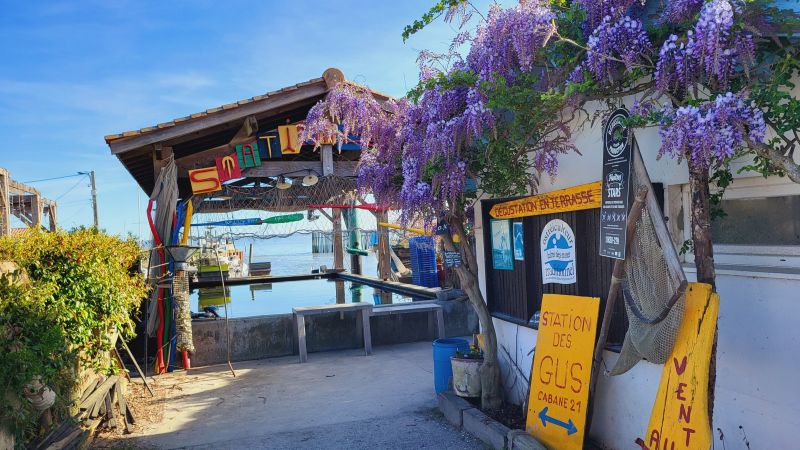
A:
307;203;389;211
192;213;304;227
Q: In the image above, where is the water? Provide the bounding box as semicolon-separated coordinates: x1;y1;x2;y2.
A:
190;234;409;318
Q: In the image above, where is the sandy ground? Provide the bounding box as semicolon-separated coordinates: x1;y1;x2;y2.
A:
97;341;487;450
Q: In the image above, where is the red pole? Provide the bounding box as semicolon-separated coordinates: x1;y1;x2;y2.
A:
146;198;166;374
182;351;191;370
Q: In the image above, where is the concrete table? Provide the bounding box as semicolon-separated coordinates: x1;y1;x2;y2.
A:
370;302;445;340
292;302;374;363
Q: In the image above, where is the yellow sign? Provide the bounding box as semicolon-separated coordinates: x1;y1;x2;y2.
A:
638;283;718;450
489;182;602;219
188;167;222;194
278;125;301;155
526;294;599;450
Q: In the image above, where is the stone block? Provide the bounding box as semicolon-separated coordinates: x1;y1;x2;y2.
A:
437;391;475;427
507;429;548;450
463;407;510;450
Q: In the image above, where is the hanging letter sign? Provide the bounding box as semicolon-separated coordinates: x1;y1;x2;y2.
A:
541;219;576;284
637;283;718;450
188;167;222;194
215;153;242;182
599;108;632;260
526;294;599;450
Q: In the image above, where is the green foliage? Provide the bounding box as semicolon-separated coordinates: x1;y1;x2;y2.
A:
401;0;468;42
0;228;147;446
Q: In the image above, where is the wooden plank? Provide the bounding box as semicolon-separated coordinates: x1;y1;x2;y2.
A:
241;161;358;178
334;273;439;299
109;82;328;154
79;375;118;411
370;303;442;315
190;272;334;289
638;283;717;450
293;302;372;315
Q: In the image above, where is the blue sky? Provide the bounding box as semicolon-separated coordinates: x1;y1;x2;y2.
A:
0;0;505;237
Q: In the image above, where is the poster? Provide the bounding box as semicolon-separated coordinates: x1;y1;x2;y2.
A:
490;219;513;270
637;283;718;450
513;222;524;261
526;294;599;450
540;219;576;284
599;108;632;260
443;251;462;268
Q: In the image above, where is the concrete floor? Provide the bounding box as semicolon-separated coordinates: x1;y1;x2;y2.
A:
126;341;486;449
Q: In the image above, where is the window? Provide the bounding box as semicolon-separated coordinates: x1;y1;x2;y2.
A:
680;176;800;270
712;195;800;245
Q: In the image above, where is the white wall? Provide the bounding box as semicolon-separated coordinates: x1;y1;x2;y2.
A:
474;102;800;448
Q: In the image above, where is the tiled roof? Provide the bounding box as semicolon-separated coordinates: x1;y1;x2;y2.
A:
104;77;325;144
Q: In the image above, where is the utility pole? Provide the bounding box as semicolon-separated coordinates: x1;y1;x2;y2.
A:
89;170;98;228
79;171;99;228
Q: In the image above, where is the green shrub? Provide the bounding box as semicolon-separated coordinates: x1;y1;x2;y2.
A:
0;228;148;446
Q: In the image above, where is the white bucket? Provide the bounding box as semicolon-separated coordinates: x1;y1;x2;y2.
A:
450;357;483;398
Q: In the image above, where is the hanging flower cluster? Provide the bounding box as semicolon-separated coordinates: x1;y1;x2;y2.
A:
577;14;653;85
467;0;556;82
577;0;640;32
301;82;385;150
656;0;754;91
658;92;766;168
660;0;704;24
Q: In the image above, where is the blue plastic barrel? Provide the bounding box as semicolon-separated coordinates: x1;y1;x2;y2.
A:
432;338;470;393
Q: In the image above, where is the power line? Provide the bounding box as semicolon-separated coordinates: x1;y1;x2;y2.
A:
55;175;89;201
23;172;86;183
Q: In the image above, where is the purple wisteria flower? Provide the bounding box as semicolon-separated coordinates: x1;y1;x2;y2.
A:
658;92;766;168
578;14;653;85
661;0;704;24
467;1;556;82
656;0;753;91
577;0;640;32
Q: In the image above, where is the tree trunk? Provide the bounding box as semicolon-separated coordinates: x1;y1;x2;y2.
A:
688;162;717;424
443;216;503;410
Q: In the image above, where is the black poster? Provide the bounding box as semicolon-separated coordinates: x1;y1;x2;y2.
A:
443;251;462;268
599;108;632;260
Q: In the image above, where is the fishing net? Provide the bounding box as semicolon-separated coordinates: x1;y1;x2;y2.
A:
609;142;687;375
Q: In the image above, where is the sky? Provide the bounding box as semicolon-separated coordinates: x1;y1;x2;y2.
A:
0;0;509;238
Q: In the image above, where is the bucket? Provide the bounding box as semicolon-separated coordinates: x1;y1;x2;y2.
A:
451;357;483;397
432;338;469;393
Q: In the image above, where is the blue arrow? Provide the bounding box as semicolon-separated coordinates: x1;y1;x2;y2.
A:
538;407;578;436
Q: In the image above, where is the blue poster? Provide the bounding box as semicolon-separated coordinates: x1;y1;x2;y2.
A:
491;219;513;270
513;222;524;261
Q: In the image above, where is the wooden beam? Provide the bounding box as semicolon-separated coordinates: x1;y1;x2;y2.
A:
175;116;260;170
29;193;42;228
242;161;357;178
109;82;328;155
377;210;391;281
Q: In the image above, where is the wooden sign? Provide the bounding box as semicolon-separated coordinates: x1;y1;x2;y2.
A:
188;167;222;194
637;283;718;450
527;294;599;450
278;125;301;155
215;153;242;182
489;182;602;219
236;142;261;168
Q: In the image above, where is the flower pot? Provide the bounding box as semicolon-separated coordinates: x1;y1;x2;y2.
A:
450;357;483;398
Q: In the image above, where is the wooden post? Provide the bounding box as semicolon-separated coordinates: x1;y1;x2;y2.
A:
47;201;57;232
321;144;334;176
377;211;391;280
332;208;344;271
0;168;9;237
30;193;42;229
